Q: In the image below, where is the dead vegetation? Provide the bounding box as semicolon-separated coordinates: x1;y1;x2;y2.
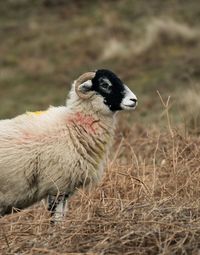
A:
1;123;200;254
178;85;200;135
101;18;200;60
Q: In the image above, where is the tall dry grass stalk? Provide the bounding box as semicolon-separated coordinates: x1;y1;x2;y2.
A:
177;85;200;135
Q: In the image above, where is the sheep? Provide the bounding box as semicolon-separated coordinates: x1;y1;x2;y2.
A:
0;69;137;222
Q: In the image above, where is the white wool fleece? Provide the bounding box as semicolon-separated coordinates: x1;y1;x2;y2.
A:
0;93;116;215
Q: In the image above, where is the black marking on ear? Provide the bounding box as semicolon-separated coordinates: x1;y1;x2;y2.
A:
92;69;125;111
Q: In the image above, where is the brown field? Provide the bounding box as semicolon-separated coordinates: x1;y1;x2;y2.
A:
0;1;200;254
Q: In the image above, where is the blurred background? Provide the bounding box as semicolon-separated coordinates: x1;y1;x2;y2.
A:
0;0;199;133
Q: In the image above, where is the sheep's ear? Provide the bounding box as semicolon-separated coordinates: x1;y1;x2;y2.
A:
75;72;95;99
78;80;93;93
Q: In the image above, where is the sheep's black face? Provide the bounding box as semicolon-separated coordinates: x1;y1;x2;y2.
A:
91;69;137;112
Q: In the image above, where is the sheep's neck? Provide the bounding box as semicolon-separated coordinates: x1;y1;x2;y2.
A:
66;112;114;136
66;111;115;177
67;112;98;134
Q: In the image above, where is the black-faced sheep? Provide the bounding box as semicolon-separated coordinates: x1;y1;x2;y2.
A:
0;69;137;222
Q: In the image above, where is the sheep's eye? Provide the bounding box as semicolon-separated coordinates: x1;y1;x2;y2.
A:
99;78;112;93
101;81;110;89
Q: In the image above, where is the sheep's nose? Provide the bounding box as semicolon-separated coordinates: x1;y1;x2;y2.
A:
130;98;137;103
129;98;137;107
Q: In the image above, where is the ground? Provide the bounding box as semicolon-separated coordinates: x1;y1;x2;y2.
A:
0;1;200;254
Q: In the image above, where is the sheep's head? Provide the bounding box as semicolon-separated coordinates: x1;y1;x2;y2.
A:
74;69;137;114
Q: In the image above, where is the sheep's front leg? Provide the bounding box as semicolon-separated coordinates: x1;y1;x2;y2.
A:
47;193;70;223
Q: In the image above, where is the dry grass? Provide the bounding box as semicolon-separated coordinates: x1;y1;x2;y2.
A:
178;85;200;135
1;121;200;255
101;18;200;60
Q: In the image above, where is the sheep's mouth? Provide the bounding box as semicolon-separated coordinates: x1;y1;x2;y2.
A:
125;103;137;108
121;101;138;110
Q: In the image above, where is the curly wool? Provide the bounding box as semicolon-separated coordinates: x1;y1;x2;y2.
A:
0;97;115;215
